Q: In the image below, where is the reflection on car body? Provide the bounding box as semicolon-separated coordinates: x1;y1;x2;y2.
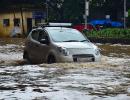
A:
23;23;101;64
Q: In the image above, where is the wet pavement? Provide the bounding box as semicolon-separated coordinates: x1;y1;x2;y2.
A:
0;38;130;100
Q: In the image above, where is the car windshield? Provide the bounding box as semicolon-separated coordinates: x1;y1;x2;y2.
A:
47;28;89;42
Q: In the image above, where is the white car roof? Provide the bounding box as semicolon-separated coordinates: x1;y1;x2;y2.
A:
44;27;75;31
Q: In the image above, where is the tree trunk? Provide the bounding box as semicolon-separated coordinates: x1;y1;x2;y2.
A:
20;7;25;36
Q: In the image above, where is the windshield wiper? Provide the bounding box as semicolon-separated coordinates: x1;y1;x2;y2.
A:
80;40;89;42
63;40;79;42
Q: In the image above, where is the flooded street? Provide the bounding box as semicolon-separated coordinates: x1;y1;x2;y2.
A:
0;38;130;100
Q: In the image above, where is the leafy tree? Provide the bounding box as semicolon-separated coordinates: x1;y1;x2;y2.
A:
0;0;130;24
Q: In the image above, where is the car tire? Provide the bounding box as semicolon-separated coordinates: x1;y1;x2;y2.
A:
23;51;32;63
47;55;56;64
23;51;28;59
92;57;95;62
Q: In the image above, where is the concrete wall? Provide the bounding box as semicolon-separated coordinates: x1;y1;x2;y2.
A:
0;11;35;37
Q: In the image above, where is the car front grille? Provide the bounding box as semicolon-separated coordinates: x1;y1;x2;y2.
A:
67;48;93;55
72;54;94;62
73;54;94;58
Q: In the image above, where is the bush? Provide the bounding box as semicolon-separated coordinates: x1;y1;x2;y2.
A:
83;28;130;39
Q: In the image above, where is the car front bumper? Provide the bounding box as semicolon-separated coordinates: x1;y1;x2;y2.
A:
56;54;101;63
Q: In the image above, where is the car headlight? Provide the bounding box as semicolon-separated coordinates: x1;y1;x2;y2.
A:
95;49;100;55
57;47;69;56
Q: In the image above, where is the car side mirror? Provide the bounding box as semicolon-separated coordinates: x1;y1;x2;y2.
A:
40;38;49;44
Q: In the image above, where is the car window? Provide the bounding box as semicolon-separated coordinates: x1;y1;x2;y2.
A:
48;28;89;42
38;30;48;42
31;30;39;41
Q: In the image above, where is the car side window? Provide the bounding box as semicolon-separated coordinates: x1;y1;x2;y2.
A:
31;30;39;41
38;30;48;42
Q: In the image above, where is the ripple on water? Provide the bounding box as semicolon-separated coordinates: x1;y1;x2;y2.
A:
0;42;130;99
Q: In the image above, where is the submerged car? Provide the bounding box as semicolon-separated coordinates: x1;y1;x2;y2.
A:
23;23;101;64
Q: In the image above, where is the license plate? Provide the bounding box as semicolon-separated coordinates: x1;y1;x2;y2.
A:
77;57;92;62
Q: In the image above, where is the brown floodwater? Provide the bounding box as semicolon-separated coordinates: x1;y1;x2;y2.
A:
98;43;130;58
0;38;130;100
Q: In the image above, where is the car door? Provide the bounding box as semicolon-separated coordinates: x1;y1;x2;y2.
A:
28;29;41;62
36;29;50;62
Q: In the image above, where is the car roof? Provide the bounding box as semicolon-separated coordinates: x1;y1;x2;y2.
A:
31;26;77;33
44;27;72;30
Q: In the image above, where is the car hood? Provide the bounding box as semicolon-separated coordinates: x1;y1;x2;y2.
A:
54;42;97;49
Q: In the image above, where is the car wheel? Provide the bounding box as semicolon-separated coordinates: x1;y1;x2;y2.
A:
23;51;32;63
23;51;28;59
47;55;56;64
92;57;95;62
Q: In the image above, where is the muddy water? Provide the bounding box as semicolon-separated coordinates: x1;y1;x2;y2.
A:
0;38;130;100
98;43;130;58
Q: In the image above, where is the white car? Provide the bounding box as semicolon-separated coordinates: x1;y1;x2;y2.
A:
23;23;101;64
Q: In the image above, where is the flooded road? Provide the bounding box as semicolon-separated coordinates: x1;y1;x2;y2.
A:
0;38;130;100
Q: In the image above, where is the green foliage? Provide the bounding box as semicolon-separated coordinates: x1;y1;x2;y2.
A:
83;28;130;39
1;0;130;23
